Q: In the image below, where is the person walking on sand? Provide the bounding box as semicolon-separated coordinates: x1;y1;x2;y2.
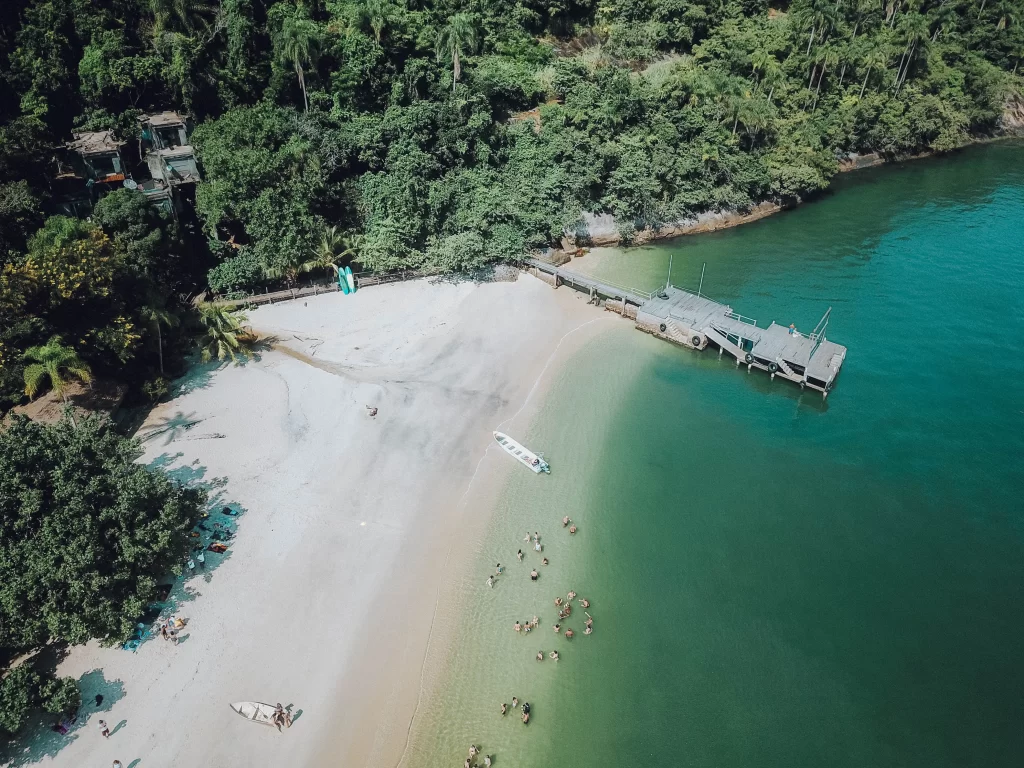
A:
186;556;196;574
196;550;205;569
97;720;110;739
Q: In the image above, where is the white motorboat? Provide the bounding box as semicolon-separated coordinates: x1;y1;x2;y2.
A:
494;431;550;473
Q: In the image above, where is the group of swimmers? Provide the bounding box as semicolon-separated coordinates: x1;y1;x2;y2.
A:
499;698;531;724
463;744;493;767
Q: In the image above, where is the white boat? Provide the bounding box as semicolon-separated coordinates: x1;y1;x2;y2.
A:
230;701;287;727
494;431;550;473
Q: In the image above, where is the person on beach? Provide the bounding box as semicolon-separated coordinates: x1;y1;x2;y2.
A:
531;616;539;627
514;621;522;632
501;702;507;716
569;525;577;534
534;540;542;552
524;623;532;633
533;531;539;543
530;569;538;581
495;564;502;575
522;710;530;724
567;590;576;600
550;650;559;660
487;576;494;588
536;652;544;661
512;697;518;708
562;516;570;527
485;756;492;767
580;598;590;608
524;533;531;542
469;744;478;757
553;624;560;633
98;720;110;738
517;549;523;562
186;557;195;574
554;597;562;606
565;629;574;639
584;625;593;635
464;760;471;768
113;761;123;768
542;558;549;565
196;550;205;569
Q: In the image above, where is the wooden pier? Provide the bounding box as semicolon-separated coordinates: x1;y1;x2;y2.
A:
526;258;847;397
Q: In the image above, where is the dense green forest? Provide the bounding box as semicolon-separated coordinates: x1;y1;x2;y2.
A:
1;0;1022;409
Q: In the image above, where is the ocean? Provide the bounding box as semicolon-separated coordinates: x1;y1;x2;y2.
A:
403;140;1024;768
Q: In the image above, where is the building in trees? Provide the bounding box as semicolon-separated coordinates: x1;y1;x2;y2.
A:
137;111;200;213
54;131;129;216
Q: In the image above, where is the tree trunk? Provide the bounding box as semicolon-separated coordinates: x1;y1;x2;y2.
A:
453;48;461;90
732;115;739;135
812;64;827;111
838;61;848;87
859;65;872;98
296;62;308;112
61;392;77;428
896;39;917;92
978;0;987;16
809;64;818;89
807;25;815;55
767;85;774;104
894;48;908;89
157;323;164;376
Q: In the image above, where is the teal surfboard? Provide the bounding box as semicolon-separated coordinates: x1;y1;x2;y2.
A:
345;266;355;293
338;267;350;295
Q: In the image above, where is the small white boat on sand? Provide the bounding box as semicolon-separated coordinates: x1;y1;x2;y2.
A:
494;431;550;473
230;701;289;728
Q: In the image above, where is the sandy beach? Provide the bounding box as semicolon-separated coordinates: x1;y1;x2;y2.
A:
20;273;614;768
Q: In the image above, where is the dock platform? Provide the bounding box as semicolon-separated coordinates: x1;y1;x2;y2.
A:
526;258;847;397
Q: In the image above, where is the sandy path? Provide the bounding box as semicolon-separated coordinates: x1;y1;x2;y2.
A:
26;274;613;768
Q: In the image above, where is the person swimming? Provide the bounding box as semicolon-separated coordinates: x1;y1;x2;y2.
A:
550;650;559;660
554;597;562;606
565;629;574;639
562;516;570;527
536;651;544;661
567;590;576;600
580;598;590;608
569;524;577;534
553;623;561;633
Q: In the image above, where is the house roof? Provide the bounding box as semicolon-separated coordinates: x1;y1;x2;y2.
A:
140;111;188;128
67;130;124;155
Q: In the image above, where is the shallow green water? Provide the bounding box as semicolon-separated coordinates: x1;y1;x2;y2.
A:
407;141;1024;768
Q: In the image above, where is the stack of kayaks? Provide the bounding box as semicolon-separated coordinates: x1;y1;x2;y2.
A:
338;265;356;295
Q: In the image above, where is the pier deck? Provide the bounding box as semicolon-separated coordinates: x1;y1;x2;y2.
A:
526;258;847;397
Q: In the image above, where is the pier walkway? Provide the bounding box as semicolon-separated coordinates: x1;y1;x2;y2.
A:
526;258;847;397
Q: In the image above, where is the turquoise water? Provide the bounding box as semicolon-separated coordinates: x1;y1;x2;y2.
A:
407;141;1024;767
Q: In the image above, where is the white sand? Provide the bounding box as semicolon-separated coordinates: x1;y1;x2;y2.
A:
33;275;613;768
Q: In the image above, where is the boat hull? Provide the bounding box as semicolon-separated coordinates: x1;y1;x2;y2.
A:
494;431;550;473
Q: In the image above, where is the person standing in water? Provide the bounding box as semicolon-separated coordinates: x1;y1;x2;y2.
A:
487;576;494;588
517;549;523;561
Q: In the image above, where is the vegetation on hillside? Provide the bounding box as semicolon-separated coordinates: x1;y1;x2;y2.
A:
0;0;1021;403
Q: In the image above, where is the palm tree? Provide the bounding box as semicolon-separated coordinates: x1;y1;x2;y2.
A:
435;14;478;91
278;15;321;112
316;227;361;272
140;304;179;376
152;0;219;35
859;43;891;98
197;304;250;364
353;0;389;44
265;248;324;288
23;337;93;425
